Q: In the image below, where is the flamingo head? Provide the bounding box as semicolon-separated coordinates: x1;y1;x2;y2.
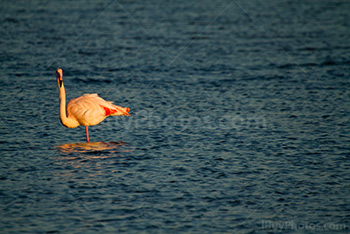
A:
56;68;63;87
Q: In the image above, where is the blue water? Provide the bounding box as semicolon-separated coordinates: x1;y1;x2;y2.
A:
1;0;349;233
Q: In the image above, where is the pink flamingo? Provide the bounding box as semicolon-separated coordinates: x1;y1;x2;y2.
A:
56;68;130;143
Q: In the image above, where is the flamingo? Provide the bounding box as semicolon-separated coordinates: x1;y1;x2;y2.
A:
56;68;130;143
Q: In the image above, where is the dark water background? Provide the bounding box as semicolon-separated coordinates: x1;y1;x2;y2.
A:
1;0;349;233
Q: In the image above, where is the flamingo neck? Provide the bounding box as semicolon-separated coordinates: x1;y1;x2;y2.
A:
58;84;79;128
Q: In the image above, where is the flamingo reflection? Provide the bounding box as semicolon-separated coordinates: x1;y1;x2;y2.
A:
56;141;131;154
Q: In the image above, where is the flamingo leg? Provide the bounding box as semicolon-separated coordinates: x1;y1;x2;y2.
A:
85;126;89;143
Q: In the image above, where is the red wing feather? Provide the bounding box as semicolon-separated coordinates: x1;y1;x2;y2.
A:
100;105;130;116
101;106;117;116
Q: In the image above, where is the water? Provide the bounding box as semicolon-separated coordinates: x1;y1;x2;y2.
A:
1;0;349;233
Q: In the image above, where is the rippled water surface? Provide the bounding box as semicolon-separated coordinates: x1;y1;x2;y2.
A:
1;0;350;233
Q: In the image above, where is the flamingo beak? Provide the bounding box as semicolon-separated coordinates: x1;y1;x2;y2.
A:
56;71;63;87
59;78;63;87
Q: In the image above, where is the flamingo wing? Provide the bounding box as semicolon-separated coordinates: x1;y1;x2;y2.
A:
67;94;130;126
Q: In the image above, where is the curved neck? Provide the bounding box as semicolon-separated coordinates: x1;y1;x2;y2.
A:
58;83;78;128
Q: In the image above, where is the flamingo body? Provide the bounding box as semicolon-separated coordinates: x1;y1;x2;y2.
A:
66;93;130;127
56;68;130;142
